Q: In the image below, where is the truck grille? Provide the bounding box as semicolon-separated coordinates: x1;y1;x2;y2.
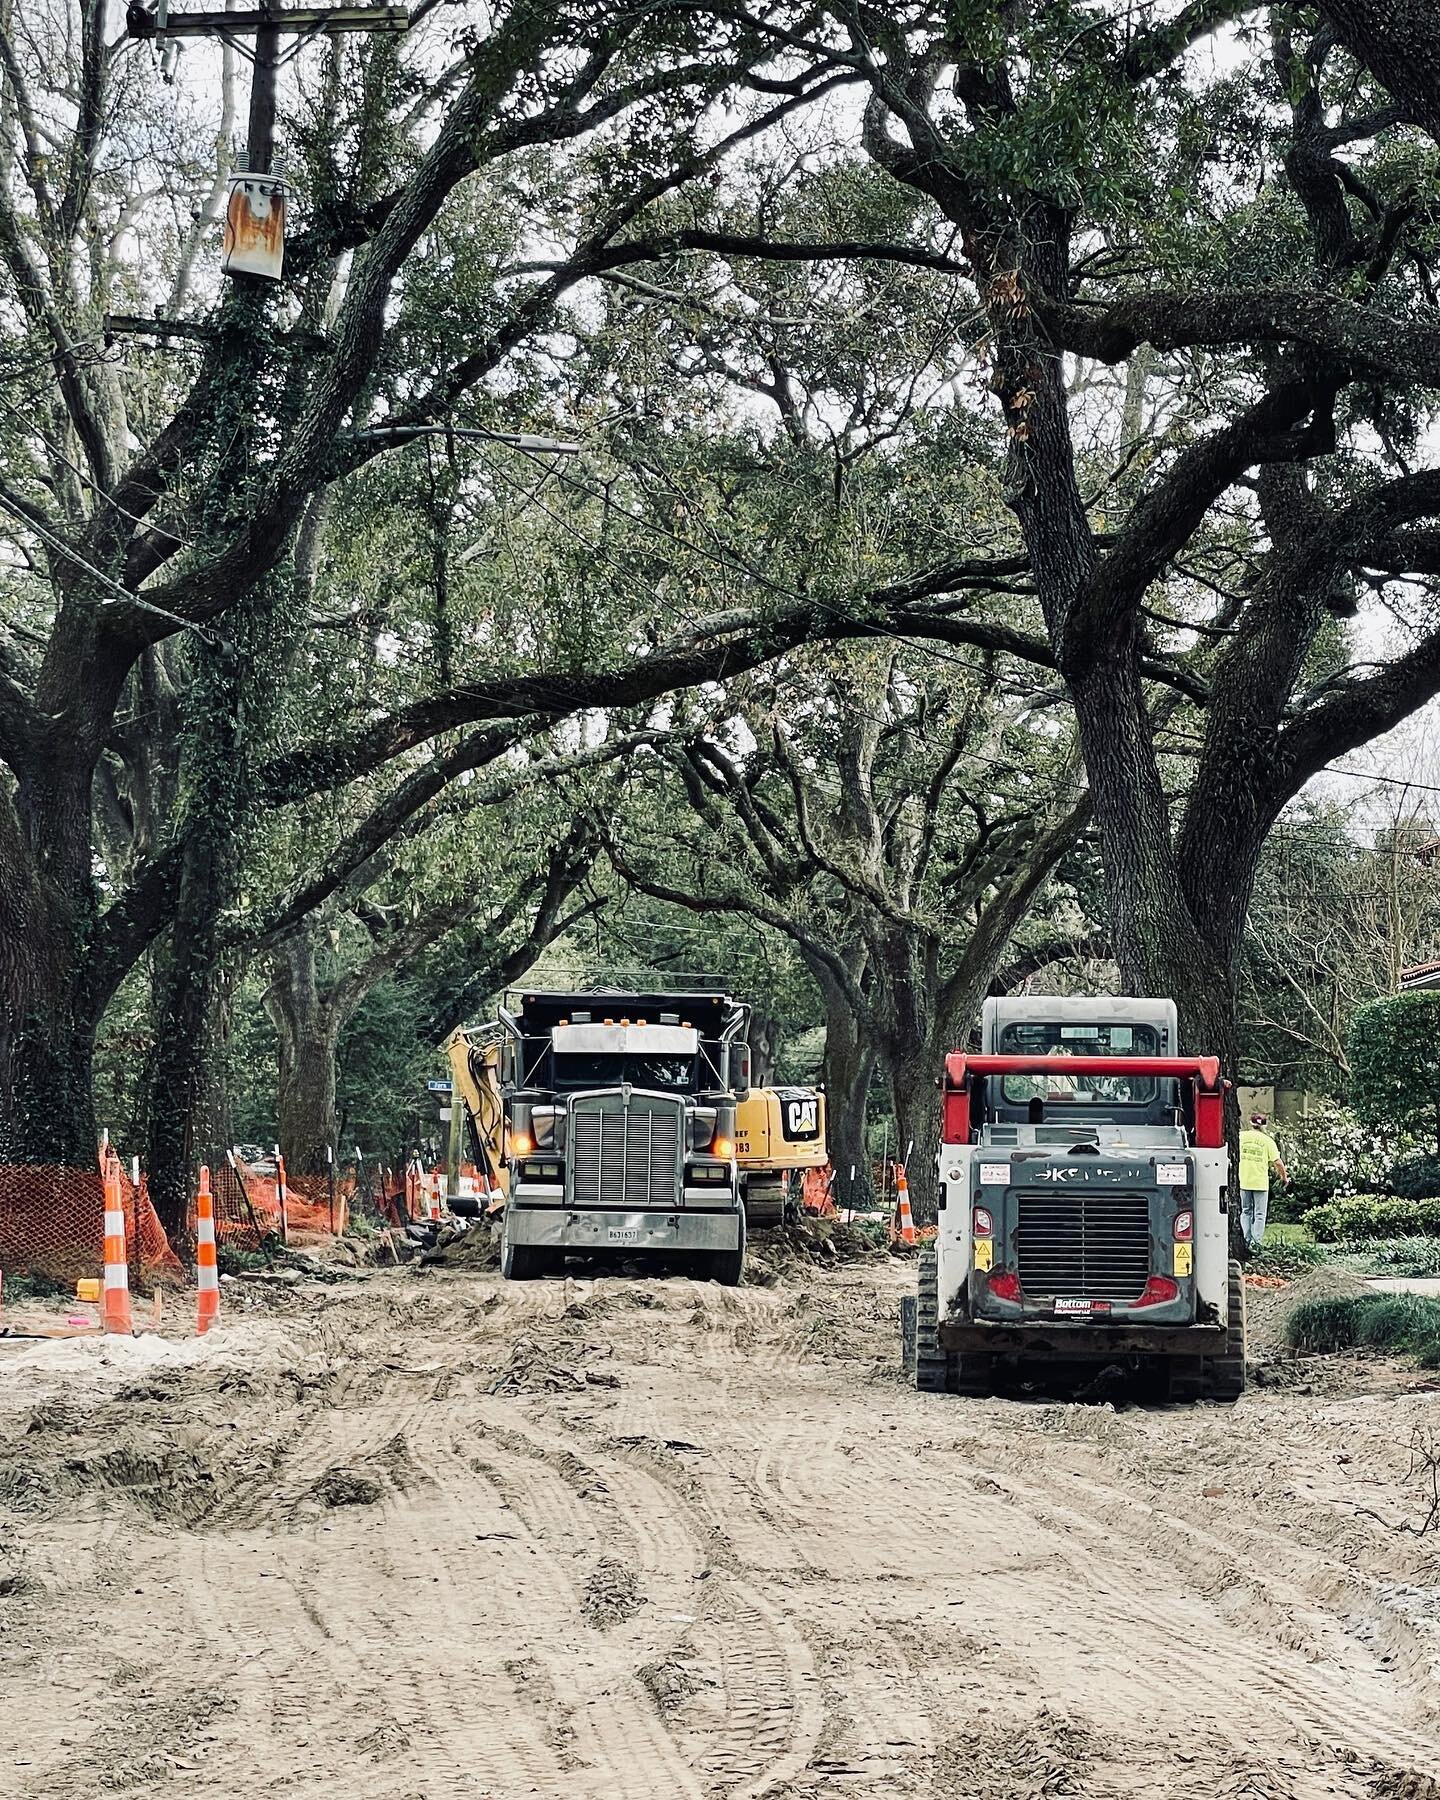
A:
1015;1189;1152;1300
570;1099;681;1209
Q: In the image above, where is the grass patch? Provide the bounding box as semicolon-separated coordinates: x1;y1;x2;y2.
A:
1264;1222;1313;1245
1285;1292;1440;1368
1333;1236;1440;1279
1;1270;70;1304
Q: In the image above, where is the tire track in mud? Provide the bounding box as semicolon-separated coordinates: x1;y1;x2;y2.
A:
477;1405;818;1796
487;1347;831;1797
782;1412;1440;1778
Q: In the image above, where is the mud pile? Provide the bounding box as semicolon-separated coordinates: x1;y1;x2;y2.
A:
744;1217;885;1284
417;1222;502;1272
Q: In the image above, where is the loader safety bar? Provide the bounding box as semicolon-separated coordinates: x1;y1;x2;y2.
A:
940;1054;1227;1148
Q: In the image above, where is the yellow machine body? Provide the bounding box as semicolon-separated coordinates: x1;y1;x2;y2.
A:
734;1087;828;1174
445;1024;508;1197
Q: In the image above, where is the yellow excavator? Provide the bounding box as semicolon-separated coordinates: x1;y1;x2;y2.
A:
443;989;827;1279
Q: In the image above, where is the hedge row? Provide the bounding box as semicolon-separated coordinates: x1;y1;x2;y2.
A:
1302;1193;1440;1242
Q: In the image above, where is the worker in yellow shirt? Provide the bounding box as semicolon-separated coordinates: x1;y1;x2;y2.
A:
1238;1113;1288;1251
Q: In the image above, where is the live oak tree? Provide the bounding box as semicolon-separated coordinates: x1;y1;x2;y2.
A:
14;0;1440;1232
607;647;1093;1209
0;1;916;1215
639;1;1440;1085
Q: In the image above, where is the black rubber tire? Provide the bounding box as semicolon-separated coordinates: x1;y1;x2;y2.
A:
501;1238;549;1281
1203;1261;1248;1402
702;1246;745;1286
701;1218;746;1287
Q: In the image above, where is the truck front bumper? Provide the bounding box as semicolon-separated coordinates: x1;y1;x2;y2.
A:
505;1206;742;1254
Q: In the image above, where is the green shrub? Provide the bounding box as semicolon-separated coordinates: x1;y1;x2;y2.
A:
1285;1292;1440;1367
1302;1193;1440;1241
1275;1103;1406;1211
1386;1153;1440;1200
0;1270;68;1303
1350;991;1440;1153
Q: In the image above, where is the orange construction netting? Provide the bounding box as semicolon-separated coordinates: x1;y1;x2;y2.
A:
0;1162;185;1289
204;1157;355;1251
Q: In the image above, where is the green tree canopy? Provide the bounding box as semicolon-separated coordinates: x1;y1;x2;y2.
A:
1349;990;1440;1151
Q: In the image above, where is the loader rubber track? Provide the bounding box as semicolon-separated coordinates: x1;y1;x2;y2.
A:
913;1250;994;1396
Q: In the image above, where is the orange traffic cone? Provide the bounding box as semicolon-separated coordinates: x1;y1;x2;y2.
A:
102;1154;134;1335
892;1165;918;1247
196;1165;220;1335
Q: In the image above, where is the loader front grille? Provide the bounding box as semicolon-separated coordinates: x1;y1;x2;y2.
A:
1014;1189;1152;1300
569;1098;681;1209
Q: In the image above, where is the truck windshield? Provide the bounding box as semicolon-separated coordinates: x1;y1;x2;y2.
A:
999;1022;1160;1104
551;1053;697;1093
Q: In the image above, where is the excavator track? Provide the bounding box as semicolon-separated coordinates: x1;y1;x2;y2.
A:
742;1177;787;1230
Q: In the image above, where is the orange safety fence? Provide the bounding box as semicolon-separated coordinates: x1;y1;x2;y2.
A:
205;1156;355;1251
1;1162;185;1289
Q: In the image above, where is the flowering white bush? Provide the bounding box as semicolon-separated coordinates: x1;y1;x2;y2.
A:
1277;1103;1410;1210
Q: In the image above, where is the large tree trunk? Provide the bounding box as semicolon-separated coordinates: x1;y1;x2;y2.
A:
888;1045;943;1224
819;985;876;1211
265;922;345;1176
143;645;250;1241
0;760;103;1164
145;838;233;1243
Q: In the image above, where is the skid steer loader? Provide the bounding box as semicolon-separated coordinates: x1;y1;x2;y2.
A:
901;997;1246;1402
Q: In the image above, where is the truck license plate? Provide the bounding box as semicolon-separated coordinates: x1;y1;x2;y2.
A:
1054;1297;1093;1316
608;1228;641;1244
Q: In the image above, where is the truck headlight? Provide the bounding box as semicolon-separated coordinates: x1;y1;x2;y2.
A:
520;1160;562;1180
688;1163;730;1183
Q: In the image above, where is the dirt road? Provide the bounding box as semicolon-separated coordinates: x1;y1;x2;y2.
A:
2;1256;1439;1799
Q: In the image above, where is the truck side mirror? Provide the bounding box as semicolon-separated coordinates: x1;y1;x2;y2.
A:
732;1043;752;1099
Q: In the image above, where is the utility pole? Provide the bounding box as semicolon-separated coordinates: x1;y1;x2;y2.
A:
126;3;408;279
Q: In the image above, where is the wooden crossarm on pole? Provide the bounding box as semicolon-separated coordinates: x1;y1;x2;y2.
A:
126;5;408;39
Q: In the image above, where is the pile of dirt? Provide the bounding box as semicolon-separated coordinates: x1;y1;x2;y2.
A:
0;1428;222;1526
488;1334;621;1396
1244;1264;1372;1355
417;1224;501;1271
311;1466;383;1508
935;1706;1096;1798
580;1556;644;1628
636;1653;701;1712
745;1218;885;1284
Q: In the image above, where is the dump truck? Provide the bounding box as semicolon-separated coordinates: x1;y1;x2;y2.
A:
445;988;827;1281
902;996;1245;1401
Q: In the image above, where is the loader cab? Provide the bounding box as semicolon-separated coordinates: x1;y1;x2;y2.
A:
978;997;1182;1133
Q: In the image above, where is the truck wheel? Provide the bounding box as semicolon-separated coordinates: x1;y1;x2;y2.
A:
701;1245;745;1286
1203;1261;1248;1402
501;1239;549;1281
699;1218;746;1287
